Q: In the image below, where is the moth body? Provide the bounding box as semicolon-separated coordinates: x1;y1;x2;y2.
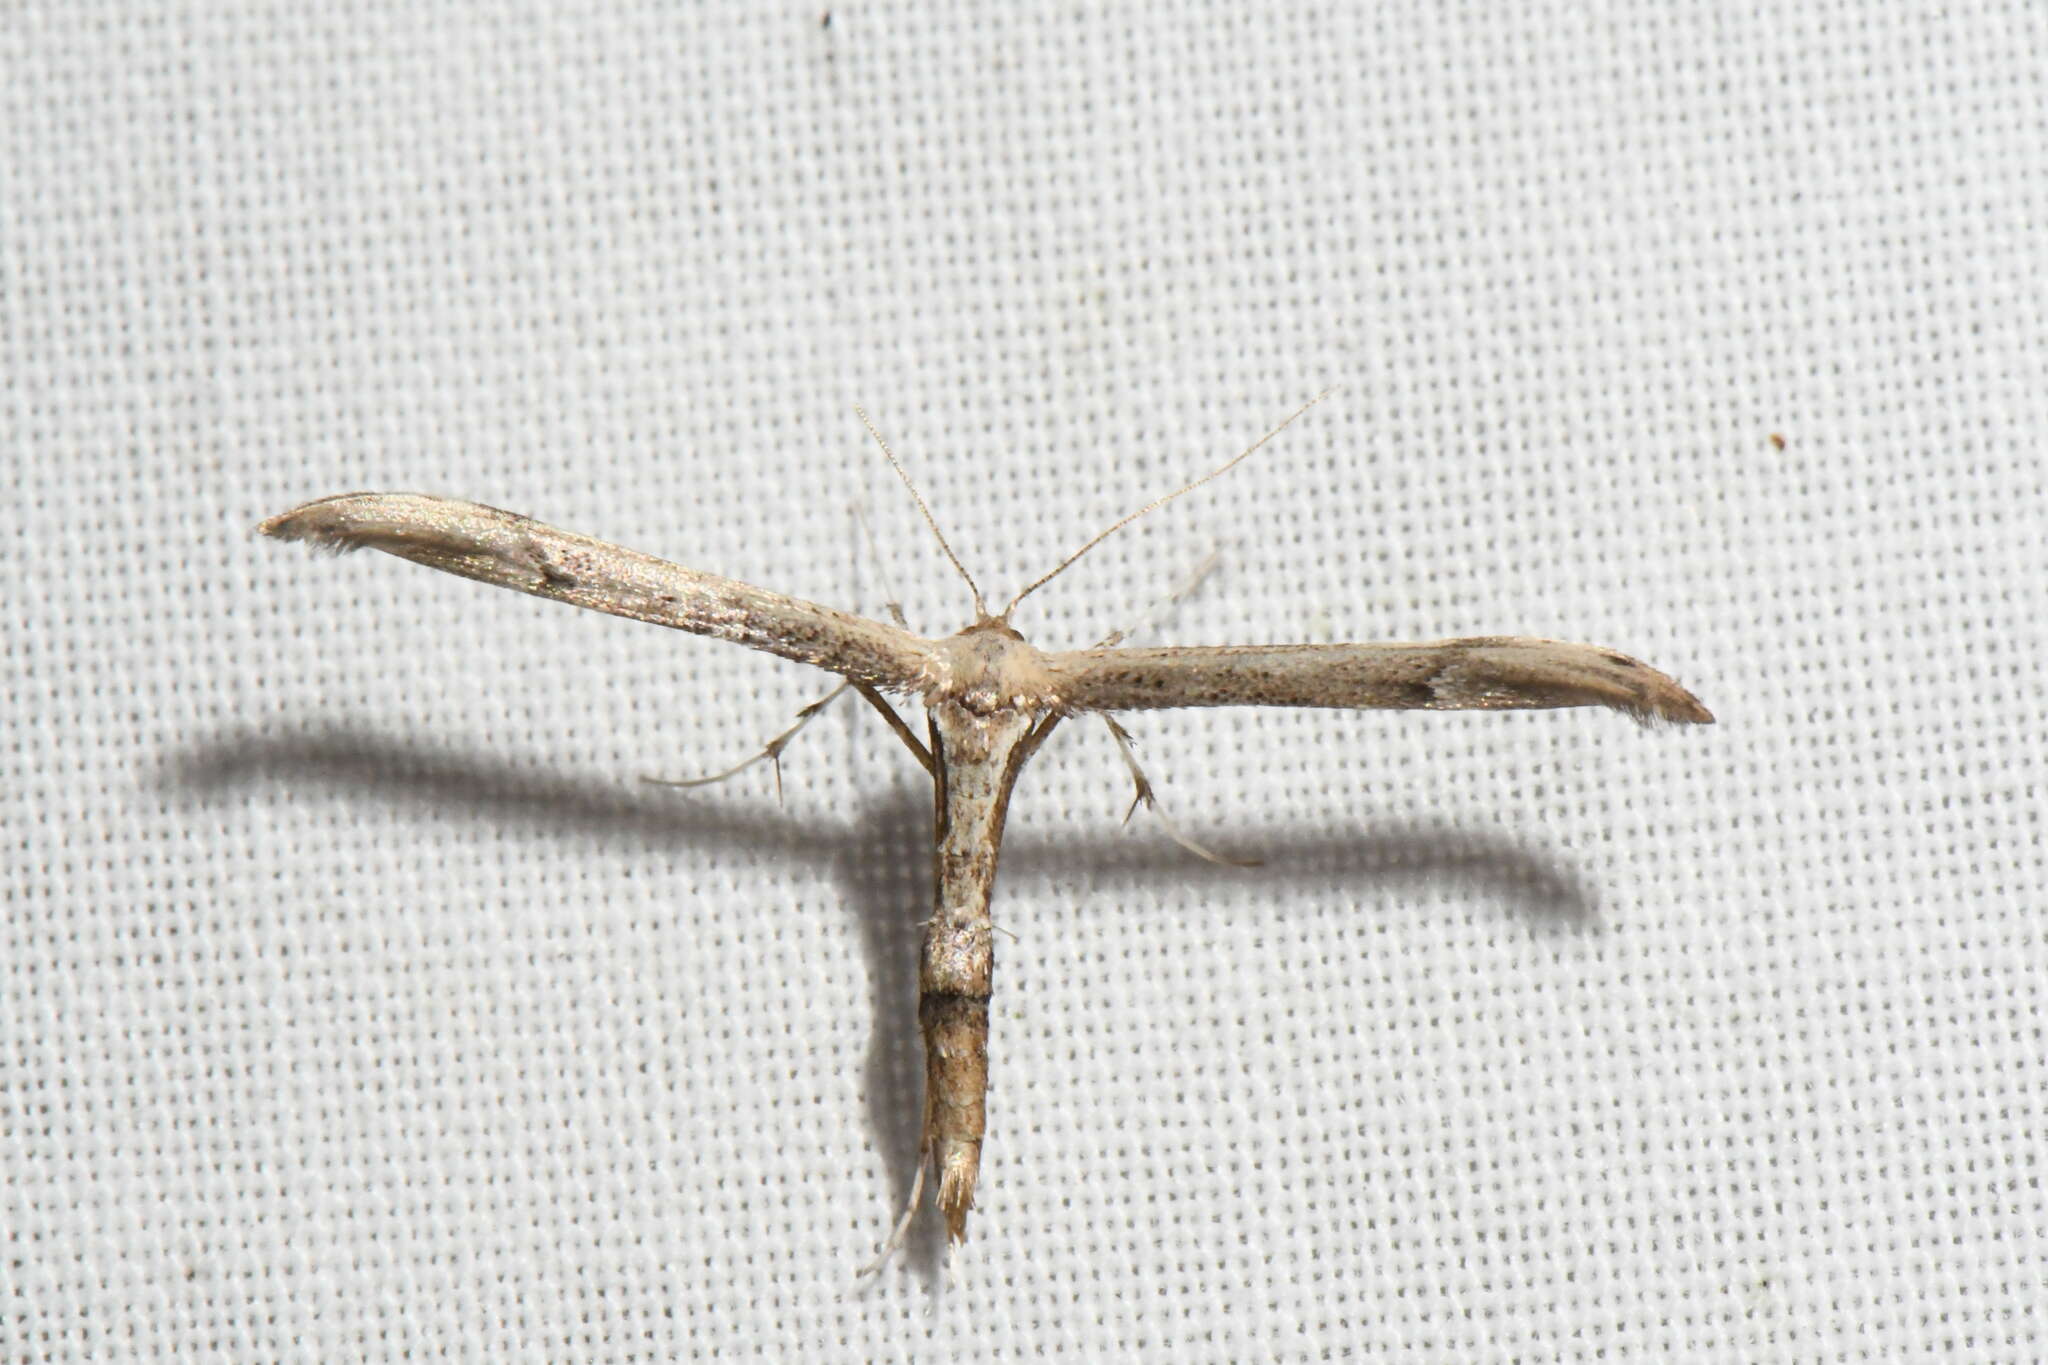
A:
259;406;1712;1267
919;616;1064;716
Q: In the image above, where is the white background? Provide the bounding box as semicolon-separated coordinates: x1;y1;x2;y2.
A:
7;3;2044;1359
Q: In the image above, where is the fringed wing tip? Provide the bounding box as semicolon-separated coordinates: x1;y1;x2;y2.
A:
1438;641;1713;728
257;494;384;553
1626;679;1714;728
1664;692;1715;726
1525;641;1713;728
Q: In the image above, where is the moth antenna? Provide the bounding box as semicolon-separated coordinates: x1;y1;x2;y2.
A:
1001;387;1335;619
856;406;987;619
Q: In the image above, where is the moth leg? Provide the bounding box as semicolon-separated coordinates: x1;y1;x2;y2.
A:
851;682;936;776
1102;716;1261;868
1091;546;1225;648
848;500;913;630
643;509;930;802
854;1154;928;1280
644;681;850;803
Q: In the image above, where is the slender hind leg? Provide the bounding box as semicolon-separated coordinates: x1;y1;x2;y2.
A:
1102;715;1261;867
854;1153;928;1279
643;682;850;800
646;509;913;801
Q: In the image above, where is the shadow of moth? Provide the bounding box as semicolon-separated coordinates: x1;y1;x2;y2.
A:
259;395;1711;1268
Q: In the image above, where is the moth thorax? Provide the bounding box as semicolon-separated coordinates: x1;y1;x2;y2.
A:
932;618;1059;715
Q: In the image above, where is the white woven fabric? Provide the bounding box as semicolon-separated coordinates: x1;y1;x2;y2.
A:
8;3;2044;1358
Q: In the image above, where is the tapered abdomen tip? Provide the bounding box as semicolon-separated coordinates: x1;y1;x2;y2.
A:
936;1151;978;1243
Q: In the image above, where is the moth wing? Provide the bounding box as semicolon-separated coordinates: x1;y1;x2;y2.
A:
1042;638;1711;725
261;493;935;691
